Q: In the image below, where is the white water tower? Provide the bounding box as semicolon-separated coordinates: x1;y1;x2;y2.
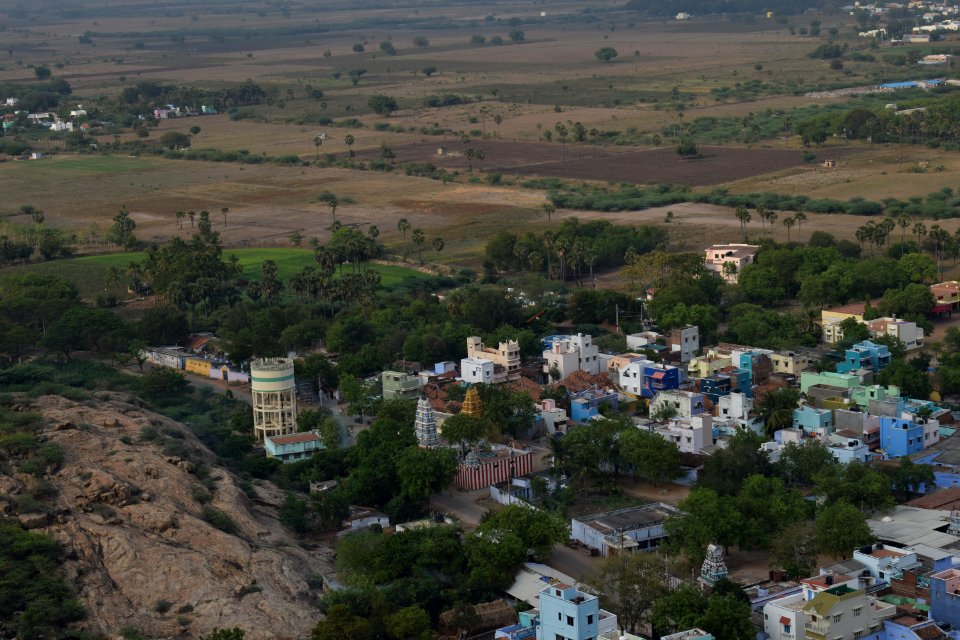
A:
250;357;297;442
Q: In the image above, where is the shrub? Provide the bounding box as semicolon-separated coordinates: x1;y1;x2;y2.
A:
202;506;238;534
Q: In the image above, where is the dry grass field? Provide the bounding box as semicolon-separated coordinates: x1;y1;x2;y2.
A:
3;0;960;269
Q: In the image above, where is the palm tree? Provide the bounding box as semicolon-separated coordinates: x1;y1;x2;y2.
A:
930;224;950;276
397;218;410;241
432;237;444;260
494;114;503;138
344;134;355;157
585;250;597;286
793;211;807;242
317;191;339;224
368;225;379;240
175;210;185;230
783;216;795;243
313;133;324;160
106;266;122;292
555;236;569;281
545;435;568;479
766;210;778;236
756;204;767;236
411;228;426;262
897;215;910;256
913;221;928;245
543;202;556;224
855;225;870;254
555;122;568;161
543;231;555;279
221;207;229;226
734;205;751;242
188;210;196;227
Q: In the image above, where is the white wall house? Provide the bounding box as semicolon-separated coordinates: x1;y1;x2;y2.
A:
543;334;600;378
461;356;495;384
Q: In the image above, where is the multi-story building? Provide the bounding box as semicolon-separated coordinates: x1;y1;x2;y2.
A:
570;387;619;423
793;405;835;438
717;392;756;431
866;317;924;350
466;336;520;380
801;371;861;395
879;414;939;458
643;415;710;454
929;559;960;629
543;334;600;379
689;351;734;379
538;399;569;435
704;244;759;283
461;356;495;385
828;431;872;464
381;369;421;401
771;350;820;375
821;301;876;343
650;390;707;420
533;583;619;640
836;340;892;374
801;584;896;640
668;325;700;363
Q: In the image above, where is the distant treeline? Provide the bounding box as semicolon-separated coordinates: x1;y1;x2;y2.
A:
544;181;960;219
623;0;839;15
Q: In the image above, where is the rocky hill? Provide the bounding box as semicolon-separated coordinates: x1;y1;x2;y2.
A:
1;392;332;640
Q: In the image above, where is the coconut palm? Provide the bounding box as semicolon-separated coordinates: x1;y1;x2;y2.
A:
793;211;807;242
897;214;910;256
317;191;339;224
397;218;410;241
735;206;751;242
175;210;185;229
783;216;795;243
431;236;444;260
411;228;426;262
543;202;556;224
221;207;229;226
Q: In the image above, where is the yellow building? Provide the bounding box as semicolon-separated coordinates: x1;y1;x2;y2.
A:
185;358;212;377
687;350;732;379
461;387;484;417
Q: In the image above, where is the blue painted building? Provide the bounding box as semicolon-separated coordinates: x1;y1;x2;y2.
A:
879;416;925;458
929;557;960;630
727;368;753;398
570;387;619;423
535;583;601;640
792;405;834;437
836;340;892;374
700;375;732;405
639;363;683;399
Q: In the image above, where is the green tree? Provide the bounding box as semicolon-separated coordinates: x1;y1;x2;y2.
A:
777;440;837;486
368;94;398;117
595;47;619;62
379;41;397;55
159;131;191;150
200;629;245;640
619;428;682;484
108;206;137;248
396;446;458;502
652;584;708;636
412;36;429;48
43;306;128;360
317;191;339;223
699;594;755;640
431;237;445;260
665;488;741;562
397;218;410;241
440;413;495;451
756;388;800;437
411;228;426;262
815;499;874;558
814;461;894;512
34;65;51;80
508;29;525;42
586;552;669;633
311;604;374;640
478;504;570;560
386;606;431;640
676;137;698;157
770;521;818;579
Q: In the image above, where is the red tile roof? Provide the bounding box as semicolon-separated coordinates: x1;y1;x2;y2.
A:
907;487;960;511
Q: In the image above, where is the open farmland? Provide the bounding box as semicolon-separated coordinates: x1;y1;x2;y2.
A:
350;140;816;186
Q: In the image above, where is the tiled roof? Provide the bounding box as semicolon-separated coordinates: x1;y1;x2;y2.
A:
907;486;960;510
268;432;321;445
560;370;613;394
508;376;543;401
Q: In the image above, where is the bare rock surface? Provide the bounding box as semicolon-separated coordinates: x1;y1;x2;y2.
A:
2;394;332;640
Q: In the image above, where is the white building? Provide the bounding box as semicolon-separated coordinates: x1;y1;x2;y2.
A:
539;398;569;435
626;330;662;351
650;390;707;420
866;317;924;350
139;346;186;370
543;334;600;379
717;392;761;433
645;415;710;454
704;244;759;283
461;356;495;385
571;503;684;556
467;336;520;380
852;543;920;581
669;325;700;363
618;358;656;398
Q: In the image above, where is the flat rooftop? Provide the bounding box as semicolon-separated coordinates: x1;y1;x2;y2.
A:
573;502;683;532
866;506;960;549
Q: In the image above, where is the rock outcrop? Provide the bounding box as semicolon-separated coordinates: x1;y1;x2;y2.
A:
0;393;333;640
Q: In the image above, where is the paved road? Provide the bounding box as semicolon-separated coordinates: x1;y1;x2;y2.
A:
430;483;601;582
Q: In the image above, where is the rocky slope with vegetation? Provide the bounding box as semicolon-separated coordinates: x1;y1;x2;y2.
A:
0;390;331;640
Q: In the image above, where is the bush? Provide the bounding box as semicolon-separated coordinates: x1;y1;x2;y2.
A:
202;506;238;534
155;599;173;614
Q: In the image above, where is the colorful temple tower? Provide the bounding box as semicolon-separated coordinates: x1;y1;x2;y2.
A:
414;396;439;448
461;386;484;417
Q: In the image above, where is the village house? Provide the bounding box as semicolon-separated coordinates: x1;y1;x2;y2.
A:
704;244;759;283
264;431;324;463
467;336;521;380
570;503;683;556
542;333;600;379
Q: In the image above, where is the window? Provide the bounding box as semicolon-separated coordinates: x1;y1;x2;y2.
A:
567;615;574;626
854;632;863;640
555;635;565;640
587;615;594;624
833;615;842;624
558;612;562;621
784;625;791;634
853;608;862;618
